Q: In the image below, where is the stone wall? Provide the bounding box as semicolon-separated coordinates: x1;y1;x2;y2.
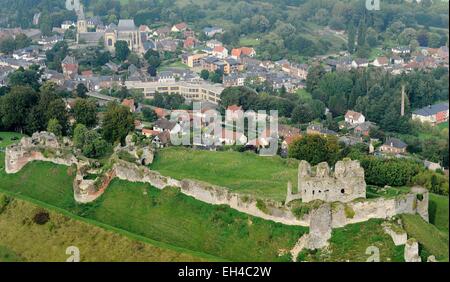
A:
295;159;366;204
5;132;77;174
113;160;307;226
4;133;430;233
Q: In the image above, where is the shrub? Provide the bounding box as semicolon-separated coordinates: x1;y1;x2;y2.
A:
0;194;11;214
256;199;269;214
411;170;449;195
344;204;355;219
33;211;50;225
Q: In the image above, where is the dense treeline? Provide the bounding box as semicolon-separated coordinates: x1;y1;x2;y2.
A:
0;67;69;135
0;67;135;152
306;66;449;134
2;1;447;60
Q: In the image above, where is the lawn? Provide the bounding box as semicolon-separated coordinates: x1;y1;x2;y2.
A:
400;214;449;261
239;37;260;47
151;147;300;201
0;131;24;149
298;219;404;262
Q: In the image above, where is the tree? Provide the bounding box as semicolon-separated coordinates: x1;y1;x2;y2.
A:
142;107;157;122
288;135;340;165
347;24;356;54
7;66;42;91
0;86;39;132
115;40;130;62
73;123;109;158
101;102;135;144
75;83;88;98
200;69;209;80
144;49;161;68
73;98;98;128
47;118;62;137
291;104;314;124
147;65;157;77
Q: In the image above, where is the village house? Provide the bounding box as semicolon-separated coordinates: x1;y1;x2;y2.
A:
156;39;179;52
61;21;75;30
153;118;181;135
231;47;256;60
121;98;136;113
354;122;377;137
380;137;407;154
152;131;171;148
182;53;208;68
203;27;223;37
171;22;187;33
223;73;246;87
223;57;244;75
306;124;337;137
372;56;389;67
345;110;366;125
183;37;197;49
352;58;369;69
152;27;171;38
206;39;223;49
142;128;159;138
412;102;449;126
212;45;229;59
392;46;411;55
61;55;78;80
225;104;243;122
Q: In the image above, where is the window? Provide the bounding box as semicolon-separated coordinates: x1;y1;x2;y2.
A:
108;38;113;46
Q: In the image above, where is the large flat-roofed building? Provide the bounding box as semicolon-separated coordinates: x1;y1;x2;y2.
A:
125;81;224;104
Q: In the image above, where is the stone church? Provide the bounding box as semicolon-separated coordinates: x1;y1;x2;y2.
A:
75;4;143;54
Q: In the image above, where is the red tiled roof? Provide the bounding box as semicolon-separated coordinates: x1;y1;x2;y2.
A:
154;107;168;118
227;104;242;112
122;99;135;108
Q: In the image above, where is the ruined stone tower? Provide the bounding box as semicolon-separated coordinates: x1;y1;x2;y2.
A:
297;159;366;203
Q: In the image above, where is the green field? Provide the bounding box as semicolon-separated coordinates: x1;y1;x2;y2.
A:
151;147;299;201
298;219;404;262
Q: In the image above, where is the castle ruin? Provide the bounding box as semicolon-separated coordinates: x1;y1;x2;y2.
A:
287;159;366;204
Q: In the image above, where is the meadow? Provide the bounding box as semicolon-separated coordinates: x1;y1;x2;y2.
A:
151;147;299;201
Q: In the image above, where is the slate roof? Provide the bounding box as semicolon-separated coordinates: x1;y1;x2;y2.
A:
413;102;449;117
118;20;137;31
384;137;407;149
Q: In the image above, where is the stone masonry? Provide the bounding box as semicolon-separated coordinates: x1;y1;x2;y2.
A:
291;159;366;204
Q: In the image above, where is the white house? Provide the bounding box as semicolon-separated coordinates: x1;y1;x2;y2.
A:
212;45;228;59
345;110;366;125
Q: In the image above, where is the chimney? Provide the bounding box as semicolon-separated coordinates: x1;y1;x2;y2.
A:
401;85;405;116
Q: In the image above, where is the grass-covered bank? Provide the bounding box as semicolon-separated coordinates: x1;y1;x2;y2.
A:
0;193;211;262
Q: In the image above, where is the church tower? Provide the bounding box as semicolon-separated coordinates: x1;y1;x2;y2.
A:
76;4;87;43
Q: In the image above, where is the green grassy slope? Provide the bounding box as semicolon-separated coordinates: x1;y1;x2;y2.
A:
429;193;449;234
151;147;299;201
0;194;210;262
401;214;449;261
89;180;306;261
